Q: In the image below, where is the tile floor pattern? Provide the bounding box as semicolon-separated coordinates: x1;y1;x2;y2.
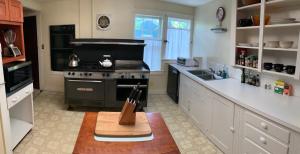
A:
14;91;223;154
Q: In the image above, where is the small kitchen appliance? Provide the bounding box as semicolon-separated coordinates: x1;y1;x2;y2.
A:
68;53;80;68
2;29;21;57
177;57;200;67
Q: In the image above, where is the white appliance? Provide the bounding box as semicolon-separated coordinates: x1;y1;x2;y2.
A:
177;57;202;67
0;43;11;154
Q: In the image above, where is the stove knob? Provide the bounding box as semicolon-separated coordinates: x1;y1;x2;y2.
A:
141;75;145;79
68;72;71;75
121;75;125;79
72;72;75;76
102;73;106;77
106;73;110;77
84;73;88;76
80;73;83;76
131;75;135;79
89;73;92;76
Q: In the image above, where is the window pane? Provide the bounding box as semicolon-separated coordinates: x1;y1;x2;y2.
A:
165;17;191;59
168;17;191;30
134;15;162;71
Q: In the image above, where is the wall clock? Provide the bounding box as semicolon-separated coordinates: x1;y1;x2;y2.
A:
216;7;226;23
97;14;111;31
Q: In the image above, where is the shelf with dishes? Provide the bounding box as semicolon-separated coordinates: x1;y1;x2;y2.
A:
237;3;261;11
263;62;297;78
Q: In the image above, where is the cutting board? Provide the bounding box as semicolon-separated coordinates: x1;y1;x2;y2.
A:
95;112;152;137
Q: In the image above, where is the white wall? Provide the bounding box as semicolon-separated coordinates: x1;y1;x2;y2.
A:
25;0;194;92
192;0;233;68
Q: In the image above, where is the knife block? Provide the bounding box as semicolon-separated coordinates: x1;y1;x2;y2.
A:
119;101;136;125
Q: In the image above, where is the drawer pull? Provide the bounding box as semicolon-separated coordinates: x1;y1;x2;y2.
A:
12;98;18;102
260;122;268;130
230;126;235;133
259;137;267;145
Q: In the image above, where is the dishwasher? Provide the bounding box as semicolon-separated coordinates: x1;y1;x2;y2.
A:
167;65;180;103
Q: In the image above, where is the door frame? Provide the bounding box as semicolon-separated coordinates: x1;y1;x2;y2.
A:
24;11;44;90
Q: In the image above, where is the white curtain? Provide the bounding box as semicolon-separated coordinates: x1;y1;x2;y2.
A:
165;28;191;59
143;39;162;71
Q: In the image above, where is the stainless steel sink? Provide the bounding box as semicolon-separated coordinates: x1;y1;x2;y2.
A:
188;70;220;81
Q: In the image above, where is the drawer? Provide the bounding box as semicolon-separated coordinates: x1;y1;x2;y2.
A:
244;123;288;154
242;137;270;154
7;84;33;109
245;111;290;144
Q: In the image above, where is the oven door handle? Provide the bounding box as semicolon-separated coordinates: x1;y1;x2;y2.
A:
68;80;103;83
117;85;148;88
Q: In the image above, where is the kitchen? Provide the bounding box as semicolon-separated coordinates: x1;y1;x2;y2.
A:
1;0;300;153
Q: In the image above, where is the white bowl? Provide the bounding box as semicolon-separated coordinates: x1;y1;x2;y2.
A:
279;41;294;49
266;41;279;48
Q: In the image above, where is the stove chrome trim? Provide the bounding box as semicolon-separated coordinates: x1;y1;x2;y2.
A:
68;80;103;83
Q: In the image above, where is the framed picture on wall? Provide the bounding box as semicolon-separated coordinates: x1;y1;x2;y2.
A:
96;14;111;31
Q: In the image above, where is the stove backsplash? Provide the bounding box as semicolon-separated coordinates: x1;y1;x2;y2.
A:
71;39;146;63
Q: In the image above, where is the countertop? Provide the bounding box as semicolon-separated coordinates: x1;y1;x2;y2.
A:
171;64;300;133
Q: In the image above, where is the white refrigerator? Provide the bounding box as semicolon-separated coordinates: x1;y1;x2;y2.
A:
0;43;11;154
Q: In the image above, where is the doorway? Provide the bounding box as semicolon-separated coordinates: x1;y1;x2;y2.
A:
23;16;40;89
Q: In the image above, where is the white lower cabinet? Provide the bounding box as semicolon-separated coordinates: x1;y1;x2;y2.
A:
179;74;211;134
208;95;235;154
179;74;300;154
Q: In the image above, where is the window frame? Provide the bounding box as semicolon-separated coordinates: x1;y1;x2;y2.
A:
134;10;194;72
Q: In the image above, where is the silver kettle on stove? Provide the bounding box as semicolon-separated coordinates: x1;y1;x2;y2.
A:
68;53;80;68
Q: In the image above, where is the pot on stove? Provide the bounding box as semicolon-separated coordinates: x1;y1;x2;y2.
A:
68;53;80;68
99;58;113;68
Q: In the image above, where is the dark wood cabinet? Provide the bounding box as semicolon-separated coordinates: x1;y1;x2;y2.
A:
0;0;9;21
8;0;23;22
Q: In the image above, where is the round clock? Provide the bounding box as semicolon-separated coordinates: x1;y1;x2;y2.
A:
97;15;111;31
216;7;226;22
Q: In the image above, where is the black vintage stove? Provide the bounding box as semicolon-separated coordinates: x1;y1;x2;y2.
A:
64;39;149;110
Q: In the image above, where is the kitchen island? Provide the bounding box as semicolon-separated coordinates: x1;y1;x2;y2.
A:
73;112;179;154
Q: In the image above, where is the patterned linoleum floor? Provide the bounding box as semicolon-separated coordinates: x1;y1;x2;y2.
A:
14;91;223;154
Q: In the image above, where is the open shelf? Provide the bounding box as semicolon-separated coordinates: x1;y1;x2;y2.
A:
265;23;300;28
237;3;261;11
266;0;300;8
235;65;259;71
237;46;259;49
264;47;298;52
10;118;33;148
237;26;260;30
262;69;296;78
2;55;25;64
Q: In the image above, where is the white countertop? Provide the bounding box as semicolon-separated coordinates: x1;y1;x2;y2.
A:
171;64;300;133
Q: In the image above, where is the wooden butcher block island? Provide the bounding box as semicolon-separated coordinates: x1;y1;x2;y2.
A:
95;112;152;138
73;112;180;154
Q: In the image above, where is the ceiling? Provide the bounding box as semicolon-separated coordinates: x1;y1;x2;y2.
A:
161;0;214;7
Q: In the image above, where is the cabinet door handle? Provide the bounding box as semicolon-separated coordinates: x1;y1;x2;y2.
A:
260;122;268;130
12;98;18;102
230;126;235;133
259;136;267;145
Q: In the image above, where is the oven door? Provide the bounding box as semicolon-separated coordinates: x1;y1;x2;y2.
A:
116;79;148;107
65;79;105;107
